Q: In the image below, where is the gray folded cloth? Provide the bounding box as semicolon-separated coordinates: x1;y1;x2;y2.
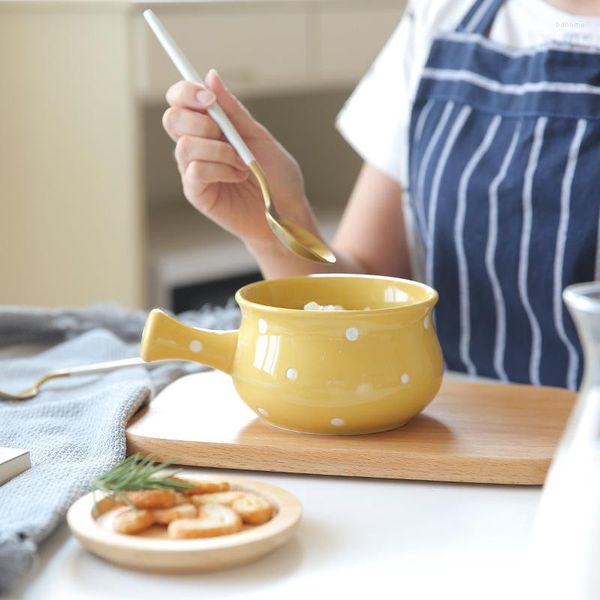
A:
0;302;240;593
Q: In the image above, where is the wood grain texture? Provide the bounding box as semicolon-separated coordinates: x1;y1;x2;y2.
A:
126;371;576;485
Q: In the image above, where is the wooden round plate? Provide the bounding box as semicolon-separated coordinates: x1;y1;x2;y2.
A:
67;476;303;573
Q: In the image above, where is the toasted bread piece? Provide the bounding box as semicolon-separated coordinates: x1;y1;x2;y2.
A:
231;493;274;525
114;508;154;535
174;492;189;505
168;504;242;539
170;476;231;496
92;495;126;517
191;490;244;507
152;503;197;525
125;489;177;509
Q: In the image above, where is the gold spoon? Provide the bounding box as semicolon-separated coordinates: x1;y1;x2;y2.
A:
249;163;336;263
0;358;147;401
143;9;336;265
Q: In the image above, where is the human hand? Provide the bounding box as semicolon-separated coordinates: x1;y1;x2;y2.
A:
163;69;314;247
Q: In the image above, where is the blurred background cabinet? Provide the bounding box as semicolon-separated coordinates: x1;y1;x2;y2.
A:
0;0;405;311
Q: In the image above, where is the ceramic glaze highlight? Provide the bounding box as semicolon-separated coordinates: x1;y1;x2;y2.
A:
140;274;443;435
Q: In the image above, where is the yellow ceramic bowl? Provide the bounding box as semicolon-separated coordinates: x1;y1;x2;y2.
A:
141;274;443;435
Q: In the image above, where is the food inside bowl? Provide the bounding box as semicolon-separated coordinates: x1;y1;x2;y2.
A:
303;301;346;311
303;301;373;311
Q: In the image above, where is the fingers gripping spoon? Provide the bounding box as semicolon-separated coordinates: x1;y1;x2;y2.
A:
143;9;336;265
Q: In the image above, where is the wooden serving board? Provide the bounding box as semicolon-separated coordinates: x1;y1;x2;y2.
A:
126;370;575;485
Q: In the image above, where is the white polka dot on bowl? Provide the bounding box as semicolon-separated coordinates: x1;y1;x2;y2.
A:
330;417;345;427
189;340;203;353
258;318;268;334
424;315;430;329
345;327;359;341
286;368;298;381
401;373;410;384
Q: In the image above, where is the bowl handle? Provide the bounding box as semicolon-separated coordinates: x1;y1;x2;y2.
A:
140;309;238;375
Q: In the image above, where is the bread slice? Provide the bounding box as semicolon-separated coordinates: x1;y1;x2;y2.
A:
152;503;197;524
231;493;274;525
190;490;244;507
125;489;176;509
114;509;154;534
170;477;231;495
168;503;242;539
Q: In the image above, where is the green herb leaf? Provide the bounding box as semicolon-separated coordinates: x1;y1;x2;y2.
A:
90;453;197;509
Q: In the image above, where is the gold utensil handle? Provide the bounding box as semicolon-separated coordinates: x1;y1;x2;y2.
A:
64;357;147;377
33;358;149;390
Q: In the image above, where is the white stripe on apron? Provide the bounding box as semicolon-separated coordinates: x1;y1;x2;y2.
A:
554;119;587;391
416;103;455;240
414;100;435;144
440;31;600;57
486;124;522;382
456;115;502;375
421;68;600;96
426;106;473;287
520;117;547;386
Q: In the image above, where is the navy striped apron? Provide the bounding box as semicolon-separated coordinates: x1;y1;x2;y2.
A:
408;0;600;390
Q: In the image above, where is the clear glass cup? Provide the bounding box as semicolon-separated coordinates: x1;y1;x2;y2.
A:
527;282;600;598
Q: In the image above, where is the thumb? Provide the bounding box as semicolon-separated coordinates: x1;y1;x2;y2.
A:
205;69;263;138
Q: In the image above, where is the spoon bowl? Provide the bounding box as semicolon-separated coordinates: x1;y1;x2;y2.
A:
248;161;335;264
267;214;336;264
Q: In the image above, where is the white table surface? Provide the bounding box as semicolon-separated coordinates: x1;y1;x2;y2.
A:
1;346;536;600
12;465;538;600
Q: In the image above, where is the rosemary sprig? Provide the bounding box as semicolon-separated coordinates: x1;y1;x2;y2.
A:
91;453;196;509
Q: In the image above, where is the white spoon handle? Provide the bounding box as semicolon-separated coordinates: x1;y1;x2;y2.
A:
143;9;256;166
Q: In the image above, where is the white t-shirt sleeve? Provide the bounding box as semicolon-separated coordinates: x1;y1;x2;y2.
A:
335;0;470;189
335;2;421;189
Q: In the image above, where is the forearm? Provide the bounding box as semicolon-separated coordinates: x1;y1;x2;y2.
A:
334;163;411;279
245;163;410;280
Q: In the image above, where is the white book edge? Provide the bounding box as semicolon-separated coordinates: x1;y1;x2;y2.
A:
0;447;31;485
